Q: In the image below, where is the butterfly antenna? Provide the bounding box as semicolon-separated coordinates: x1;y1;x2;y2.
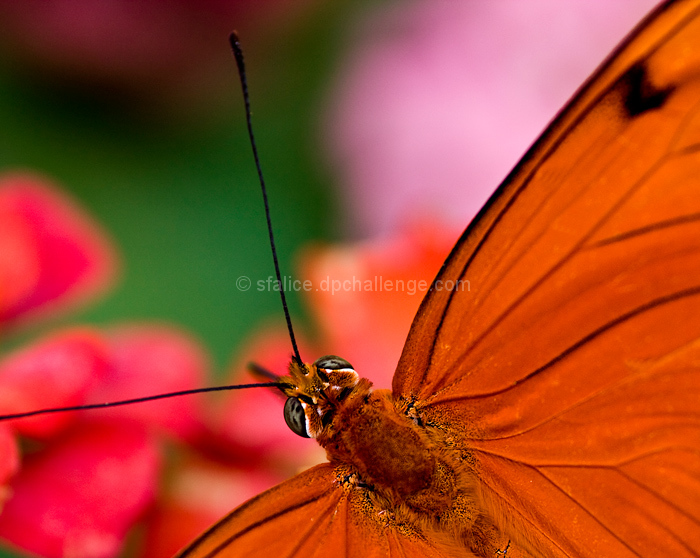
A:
229;32;302;365
0;36;302;424
0;382;283;422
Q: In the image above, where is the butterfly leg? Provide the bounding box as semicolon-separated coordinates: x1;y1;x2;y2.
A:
495;540;511;555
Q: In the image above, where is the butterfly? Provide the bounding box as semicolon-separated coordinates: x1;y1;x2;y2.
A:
176;0;700;556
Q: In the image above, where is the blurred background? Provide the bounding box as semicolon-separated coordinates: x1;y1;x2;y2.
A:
0;0;366;368
0;1;659;557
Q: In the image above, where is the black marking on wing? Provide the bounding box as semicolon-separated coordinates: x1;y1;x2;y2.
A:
618;62;674;118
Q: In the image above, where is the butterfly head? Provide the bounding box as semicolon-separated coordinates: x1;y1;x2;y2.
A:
278;355;359;439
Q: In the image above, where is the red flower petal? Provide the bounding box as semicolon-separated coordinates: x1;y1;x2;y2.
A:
86;324;210;441
0;328;109;438
0;422;161;558
0;173;117;328
0;207;40;318
0;425;20;498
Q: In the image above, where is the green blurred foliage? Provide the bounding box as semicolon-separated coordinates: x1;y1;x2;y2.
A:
0;0;375;373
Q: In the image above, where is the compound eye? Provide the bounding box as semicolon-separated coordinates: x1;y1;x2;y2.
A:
313;355;354;370
283;397;309;438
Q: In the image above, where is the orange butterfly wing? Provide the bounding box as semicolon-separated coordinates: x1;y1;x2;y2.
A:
177;464;455;558
392;0;700;556
176;1;700;557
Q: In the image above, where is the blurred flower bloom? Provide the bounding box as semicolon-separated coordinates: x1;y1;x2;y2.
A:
0;175;116;329
0;172;210;558
324;0;659;236
0;323;213;558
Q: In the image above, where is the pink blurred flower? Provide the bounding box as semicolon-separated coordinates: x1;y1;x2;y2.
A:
0;423;160;558
0;324;211;558
0;329;110;440
0;172;211;558
0;172;119;557
324;0;659;236
0;173;116;329
85;325;210;442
